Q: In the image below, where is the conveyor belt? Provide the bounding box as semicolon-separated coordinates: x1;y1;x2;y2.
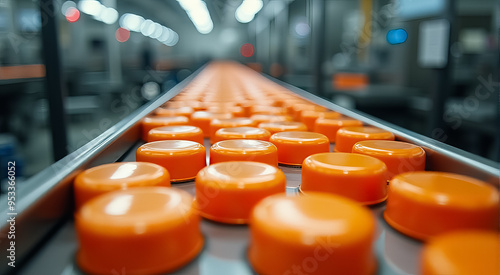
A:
19;140;419;275
1;64;498;275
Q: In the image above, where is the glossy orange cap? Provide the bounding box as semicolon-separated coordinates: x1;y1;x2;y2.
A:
251;106;286;115
421;230;500;275
195;161;286;224
353;140;426;179
206;106;245;117
209;118;256;142
164;100;204;111
213;126;271;143
301;111;341;131
141;116;189;141
76;187;203;275
292;104;326;121
136;140;206;182
250;114;292;125
335;126;395;152
248;192;376;275
313;118;363;142
74;162;170;209
384;172;499;240
190;111;233;137
154;106;193;118
147;125;204;144
269;131;329;166
210;140;278;167
258;121;308;135
301;153;388;204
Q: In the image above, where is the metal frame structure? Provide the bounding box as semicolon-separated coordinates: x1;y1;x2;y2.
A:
40;0;69;161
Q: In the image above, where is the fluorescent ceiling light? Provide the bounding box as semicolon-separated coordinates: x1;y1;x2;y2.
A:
99;7;118;24
177;0;214;34
78;0;103;16
119;13;145;32
235;0;263;23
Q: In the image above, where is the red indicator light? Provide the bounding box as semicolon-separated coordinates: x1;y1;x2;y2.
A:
116;28;131;43
65;7;80;23
240;43;255;57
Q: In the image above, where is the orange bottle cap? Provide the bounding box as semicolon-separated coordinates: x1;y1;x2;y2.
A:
76;187;203;274
74;162;170;209
269;131;329;166
241;100;275;108
209;118;256;142
210;140;278;167
238;102;254;117
251;106;286;115
213;127;271;143
384;172;500;240
283;100;307;114
313;118;363;142
258;121;308;135
268;95;291;107
353;140;426;179
136;140;206;182
203;102;237;107
191;111;233;137
301;152;388;204
301;111;342;131
164;101;204;111
147;125;204;144
318;111;343;119
195;161;286;224
142;116;189;141
421;230;500;275
248;192;377;275
250;114;292;125
335;126;395;152
206;106;245;117
174;94;201;101
154;106;193;117
204;97;242;103
292;103;326;120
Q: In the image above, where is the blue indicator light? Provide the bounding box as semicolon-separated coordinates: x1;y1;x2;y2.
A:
387;29;408;45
